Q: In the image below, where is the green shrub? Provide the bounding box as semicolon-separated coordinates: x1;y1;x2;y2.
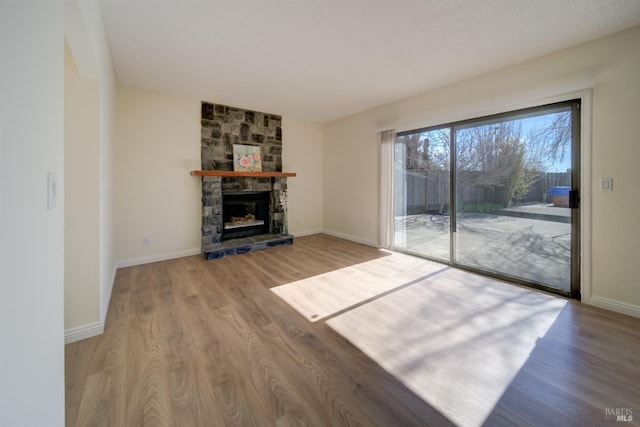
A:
458;203;502;214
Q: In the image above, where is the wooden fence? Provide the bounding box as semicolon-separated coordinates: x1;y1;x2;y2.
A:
395;170;571;215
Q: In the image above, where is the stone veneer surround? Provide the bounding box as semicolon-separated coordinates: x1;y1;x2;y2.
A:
201;102;283;171
200;102;292;259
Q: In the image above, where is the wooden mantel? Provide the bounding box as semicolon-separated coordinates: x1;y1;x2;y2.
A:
191;170;296;178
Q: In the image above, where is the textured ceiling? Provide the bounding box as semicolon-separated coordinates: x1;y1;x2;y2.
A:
100;0;640;123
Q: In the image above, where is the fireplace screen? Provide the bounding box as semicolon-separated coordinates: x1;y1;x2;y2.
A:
222;191;270;240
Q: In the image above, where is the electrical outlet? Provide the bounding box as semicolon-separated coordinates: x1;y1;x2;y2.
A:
143;237;150;246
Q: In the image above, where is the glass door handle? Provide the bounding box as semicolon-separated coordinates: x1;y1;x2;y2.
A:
569;190;580;209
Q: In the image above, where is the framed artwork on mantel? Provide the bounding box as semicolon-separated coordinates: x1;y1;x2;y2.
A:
233;144;262;172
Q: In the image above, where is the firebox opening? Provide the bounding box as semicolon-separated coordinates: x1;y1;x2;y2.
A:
222;191;270;240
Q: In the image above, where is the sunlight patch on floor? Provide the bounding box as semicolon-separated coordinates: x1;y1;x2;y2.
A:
325;268;567;427
270;251;446;322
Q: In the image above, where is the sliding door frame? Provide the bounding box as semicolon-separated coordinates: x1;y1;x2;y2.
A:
394;96;588;300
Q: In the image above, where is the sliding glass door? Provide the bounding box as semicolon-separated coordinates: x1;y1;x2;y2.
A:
394;100;580;297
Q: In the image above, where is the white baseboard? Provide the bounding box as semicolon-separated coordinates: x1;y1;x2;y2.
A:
65;321;103;344
291;228;324;237
591;296;640;319
116;247;201;269
322;228;379;248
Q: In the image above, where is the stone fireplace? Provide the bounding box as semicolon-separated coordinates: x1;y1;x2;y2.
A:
198;102;293;260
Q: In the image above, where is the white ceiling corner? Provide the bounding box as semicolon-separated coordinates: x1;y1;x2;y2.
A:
65;0;99;79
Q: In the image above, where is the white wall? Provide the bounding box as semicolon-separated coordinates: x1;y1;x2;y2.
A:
588;29;640;315
64;0;118;335
64;40;101;332
115;86;202;263
282;118;324;236
0;2;66;425
323;26;640;315
83;1;117;330
114;88;324;264
323;113;379;246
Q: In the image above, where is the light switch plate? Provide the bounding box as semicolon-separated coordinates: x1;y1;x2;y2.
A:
600;177;613;191
47;172;57;210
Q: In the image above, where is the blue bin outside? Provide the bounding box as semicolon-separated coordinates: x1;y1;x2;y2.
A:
549;186;570;207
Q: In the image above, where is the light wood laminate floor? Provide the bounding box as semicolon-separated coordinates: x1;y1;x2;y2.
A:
66;234;640;426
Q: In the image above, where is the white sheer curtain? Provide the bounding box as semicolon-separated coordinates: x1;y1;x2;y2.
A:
379;129;396;249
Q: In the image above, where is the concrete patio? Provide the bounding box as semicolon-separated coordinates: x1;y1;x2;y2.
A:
395;204;572;291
